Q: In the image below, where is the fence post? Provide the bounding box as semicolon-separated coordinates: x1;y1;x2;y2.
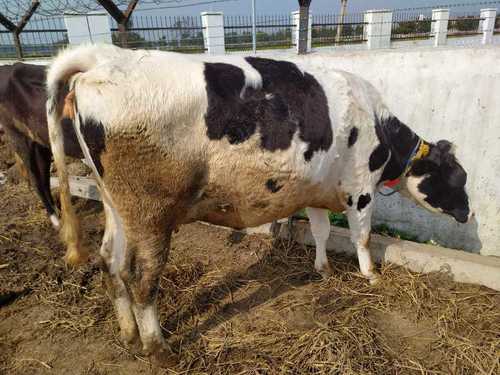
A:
432;9;449;47
251;0;256;54
201;12;225;55
365;9;392;49
291;11;312;53
64;12;112;45
480;8;497;45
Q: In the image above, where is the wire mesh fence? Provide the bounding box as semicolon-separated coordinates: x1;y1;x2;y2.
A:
0;6;499;59
110;15;205;53
391;11;433;40
0;16;67;58
224;14;293;52
311;13;365;46
447;12;482;37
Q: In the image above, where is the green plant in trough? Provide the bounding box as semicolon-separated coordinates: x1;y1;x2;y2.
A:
328;212;348;228
372;223;419;242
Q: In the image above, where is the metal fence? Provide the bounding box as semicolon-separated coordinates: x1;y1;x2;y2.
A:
391;11;433;40
224;15;293;52
448;13;482;37
311;13;365;46
110;15;205;53
0;17;68;58
0;9;499;59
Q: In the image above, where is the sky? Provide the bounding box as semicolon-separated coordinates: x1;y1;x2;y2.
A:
134;0;495;17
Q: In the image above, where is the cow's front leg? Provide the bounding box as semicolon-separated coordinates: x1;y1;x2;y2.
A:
99;202;138;347
122;231;171;360
346;192;379;284
306;207;334;278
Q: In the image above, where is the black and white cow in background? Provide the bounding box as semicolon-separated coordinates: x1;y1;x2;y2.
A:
46;44;471;362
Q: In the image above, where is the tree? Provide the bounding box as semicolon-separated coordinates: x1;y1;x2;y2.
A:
0;0;39;58
97;0;139;47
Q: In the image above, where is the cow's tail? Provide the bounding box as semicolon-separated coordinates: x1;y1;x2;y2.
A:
46;44;118;266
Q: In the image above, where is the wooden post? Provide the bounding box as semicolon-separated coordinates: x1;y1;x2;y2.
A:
297;0;312;54
97;0;139;48
0;1;39;59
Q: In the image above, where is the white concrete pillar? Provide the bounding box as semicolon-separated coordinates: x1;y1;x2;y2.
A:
291;11;312;53
480;8;497;45
201;12;225;55
365;9;392;50
64;11;112;45
432;9;449;47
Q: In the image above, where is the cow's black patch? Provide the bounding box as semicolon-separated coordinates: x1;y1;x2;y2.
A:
357;193;371;211
348;127;358;148
61;118;83;158
347;195;353;207
203;58;333;161
203;63;257;144
79;115;106;176
369;143;389;172
265;178;282;193
374;115;419;182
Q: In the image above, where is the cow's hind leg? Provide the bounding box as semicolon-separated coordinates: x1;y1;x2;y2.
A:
306;207;334;278
31;143;60;228
346;192;379;284
99;201;139;347
122;228;171;358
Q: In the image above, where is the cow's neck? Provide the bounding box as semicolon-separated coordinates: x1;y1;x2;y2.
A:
375;115;421;183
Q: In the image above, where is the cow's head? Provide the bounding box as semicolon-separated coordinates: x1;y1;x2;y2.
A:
404;140;471;223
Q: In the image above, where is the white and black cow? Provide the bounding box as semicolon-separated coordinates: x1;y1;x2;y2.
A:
46;44;471;361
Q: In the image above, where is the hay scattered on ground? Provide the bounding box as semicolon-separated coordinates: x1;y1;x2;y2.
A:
0;134;499;374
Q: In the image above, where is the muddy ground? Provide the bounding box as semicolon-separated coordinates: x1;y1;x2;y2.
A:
0;134;499;374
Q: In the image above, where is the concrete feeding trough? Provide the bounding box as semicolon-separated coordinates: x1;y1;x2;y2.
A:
272;219;500;292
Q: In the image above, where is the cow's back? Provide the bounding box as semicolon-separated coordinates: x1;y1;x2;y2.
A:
0;63;48;145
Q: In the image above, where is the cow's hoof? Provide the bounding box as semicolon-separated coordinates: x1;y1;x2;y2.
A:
120;330;141;353
315;261;334;279
49;214;61;230
148;342;176;368
142;337;170;356
367;273;381;285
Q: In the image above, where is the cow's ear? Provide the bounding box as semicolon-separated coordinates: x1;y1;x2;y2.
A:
436;140;454;154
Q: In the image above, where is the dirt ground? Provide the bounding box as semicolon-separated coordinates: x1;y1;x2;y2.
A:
0;134;499;375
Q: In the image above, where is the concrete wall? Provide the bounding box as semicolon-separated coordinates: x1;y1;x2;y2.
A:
302;45;500;256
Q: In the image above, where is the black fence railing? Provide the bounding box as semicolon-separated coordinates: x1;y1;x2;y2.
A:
391;11;433;40
223;15;294;52
110;15;205;53
0;9;498;59
447;13;482;37
312;13;365;46
0;17;68;58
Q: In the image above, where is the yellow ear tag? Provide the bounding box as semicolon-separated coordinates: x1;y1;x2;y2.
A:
415;142;430;160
